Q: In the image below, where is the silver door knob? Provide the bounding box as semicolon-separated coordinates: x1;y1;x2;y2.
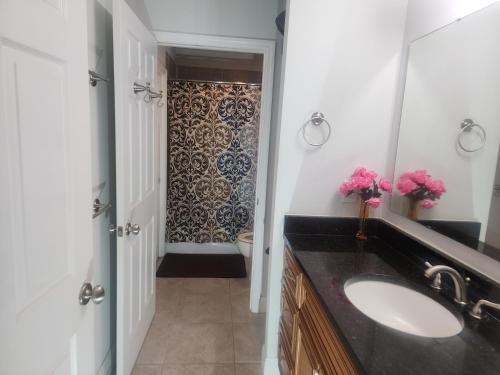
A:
109;224;117;234
125;222;141;235
79;282;106;305
131;224;140;235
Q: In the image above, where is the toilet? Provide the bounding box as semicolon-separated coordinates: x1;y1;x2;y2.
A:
237;231;253;258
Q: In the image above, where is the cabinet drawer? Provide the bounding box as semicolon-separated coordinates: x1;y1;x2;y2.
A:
283;246;303;305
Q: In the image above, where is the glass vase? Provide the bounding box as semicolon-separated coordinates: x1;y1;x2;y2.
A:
355;201;369;241
408;199;419;221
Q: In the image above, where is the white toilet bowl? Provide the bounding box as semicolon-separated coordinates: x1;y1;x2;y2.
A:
237;231;253;258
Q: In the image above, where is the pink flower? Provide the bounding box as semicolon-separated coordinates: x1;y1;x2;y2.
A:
425;179;446;198
421;199;436;209
351;176;373;190
352;167;378;181
409;170;430;184
397;178;417;195
339;181;353;196
379;177;392;193
366;197;383;208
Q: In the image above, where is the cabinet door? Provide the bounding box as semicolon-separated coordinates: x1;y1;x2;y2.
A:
295;319;322;375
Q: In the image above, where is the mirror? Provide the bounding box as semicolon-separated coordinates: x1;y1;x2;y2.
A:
392;2;500;261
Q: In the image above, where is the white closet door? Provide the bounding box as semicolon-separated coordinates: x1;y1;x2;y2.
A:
112;1;158;374
0;0;95;374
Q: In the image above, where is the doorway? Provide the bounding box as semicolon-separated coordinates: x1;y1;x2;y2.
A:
131;44;271;373
111;4;275;373
156;33;275;315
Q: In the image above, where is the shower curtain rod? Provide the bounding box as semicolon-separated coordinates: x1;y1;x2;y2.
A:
167;78;262;87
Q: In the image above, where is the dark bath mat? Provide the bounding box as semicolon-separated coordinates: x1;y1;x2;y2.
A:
156;253;247;278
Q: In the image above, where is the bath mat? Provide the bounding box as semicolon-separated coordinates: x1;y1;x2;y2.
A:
156;253;247;278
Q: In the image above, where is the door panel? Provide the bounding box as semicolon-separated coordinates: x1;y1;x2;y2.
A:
113;1;157;374
0;0;94;374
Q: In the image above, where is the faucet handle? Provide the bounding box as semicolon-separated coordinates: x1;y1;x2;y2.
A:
469;299;500;320
425;262;442;290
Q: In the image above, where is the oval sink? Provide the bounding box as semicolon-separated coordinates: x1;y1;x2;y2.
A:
344;276;463;338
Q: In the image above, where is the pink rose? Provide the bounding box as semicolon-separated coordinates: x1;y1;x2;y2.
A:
409;170;429;185
379;177;393;193
421;199;436;209
352;167;378;181
366;197;383;208
339;181;353;196
351;176;373;190
425;179;446;198
397;178;417;195
352;167;367;177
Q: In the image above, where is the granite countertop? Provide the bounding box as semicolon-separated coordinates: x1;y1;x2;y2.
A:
284;221;500;375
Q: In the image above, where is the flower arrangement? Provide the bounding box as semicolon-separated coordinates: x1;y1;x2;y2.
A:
396;169;446;220
339;167;393;207
339;167;392;240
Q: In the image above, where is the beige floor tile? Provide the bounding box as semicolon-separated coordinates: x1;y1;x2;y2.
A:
233;323;265;363
163;323;234;364
132;364;162;375
176;292;232;323
229;278;250;296
230;292;265;324
135;324;170;365
162;278;230;295
156;288;181;322
235;363;261;375
162;364;235;375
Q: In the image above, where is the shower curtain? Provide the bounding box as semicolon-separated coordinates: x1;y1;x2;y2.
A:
166;80;262;244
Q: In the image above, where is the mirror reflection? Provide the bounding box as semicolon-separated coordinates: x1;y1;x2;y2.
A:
391;3;500;260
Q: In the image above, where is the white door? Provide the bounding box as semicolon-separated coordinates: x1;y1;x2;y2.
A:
113;1;158;374
0;1;95;375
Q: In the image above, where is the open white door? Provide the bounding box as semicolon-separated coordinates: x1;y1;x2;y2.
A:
0;1;95;374
113;1;158;374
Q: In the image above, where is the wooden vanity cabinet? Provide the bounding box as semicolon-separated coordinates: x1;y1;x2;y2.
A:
279;246;359;375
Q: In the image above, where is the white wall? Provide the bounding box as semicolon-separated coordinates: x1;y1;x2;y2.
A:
87;0;115;373
143;0;280;39
263;0;408;371
392;3;500;239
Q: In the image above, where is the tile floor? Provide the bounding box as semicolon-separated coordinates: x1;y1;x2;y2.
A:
132;274;265;375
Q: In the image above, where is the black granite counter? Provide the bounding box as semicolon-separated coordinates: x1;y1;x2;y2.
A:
284;216;500;375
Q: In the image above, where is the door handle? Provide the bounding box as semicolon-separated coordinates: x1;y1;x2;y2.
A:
79;282;106;305
124;222;141;236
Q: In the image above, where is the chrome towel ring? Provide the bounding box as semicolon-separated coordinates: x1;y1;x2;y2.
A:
301;112;332;147
457;118;486;153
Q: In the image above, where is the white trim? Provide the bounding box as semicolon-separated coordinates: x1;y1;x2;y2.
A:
155;31;276;313
263;357;280;375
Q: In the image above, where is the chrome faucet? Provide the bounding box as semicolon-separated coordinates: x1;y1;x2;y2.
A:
424;265;467;305
469;299;500;320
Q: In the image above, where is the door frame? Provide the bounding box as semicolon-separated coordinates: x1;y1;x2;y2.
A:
155;31;275;313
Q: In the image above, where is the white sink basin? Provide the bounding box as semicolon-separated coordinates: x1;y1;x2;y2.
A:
344;276;463;338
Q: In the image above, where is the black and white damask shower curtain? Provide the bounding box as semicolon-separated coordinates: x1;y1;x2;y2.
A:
166;80;261;243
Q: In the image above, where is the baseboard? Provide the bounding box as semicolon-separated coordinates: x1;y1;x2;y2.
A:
263;356;279;375
96;349;112;375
